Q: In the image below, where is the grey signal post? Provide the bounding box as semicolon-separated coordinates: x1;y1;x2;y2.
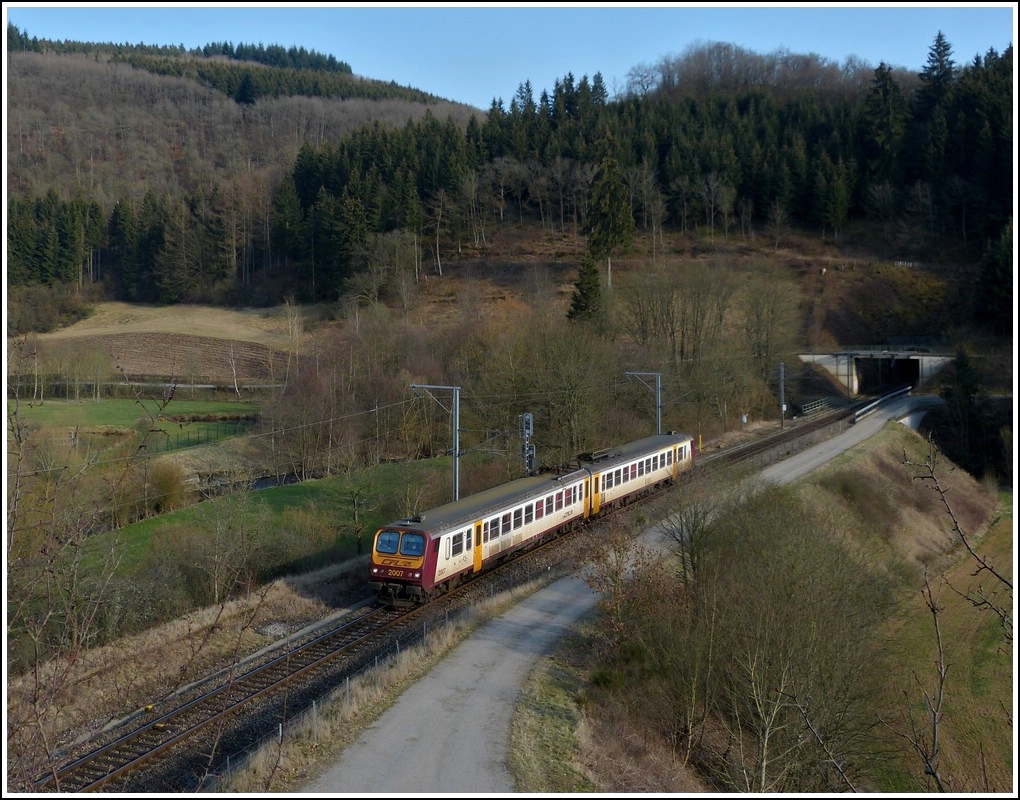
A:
410;384;461;501
779;362;786;430
625;371;662;435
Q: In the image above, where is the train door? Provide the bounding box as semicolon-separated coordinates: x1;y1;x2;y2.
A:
473;520;483;573
590;472;601;516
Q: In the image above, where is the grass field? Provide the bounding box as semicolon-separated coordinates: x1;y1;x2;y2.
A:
12;397;260;455
77;451;481;575
874;492;1014;792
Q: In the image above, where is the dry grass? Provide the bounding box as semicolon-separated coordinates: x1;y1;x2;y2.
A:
873;492;1013;793
6;560;369;759
511;623;715;793
37;301;296;345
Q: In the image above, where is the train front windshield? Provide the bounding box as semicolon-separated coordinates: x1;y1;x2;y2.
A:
376;530;426;557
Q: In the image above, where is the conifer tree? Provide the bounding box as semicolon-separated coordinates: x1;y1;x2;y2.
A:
584;131;634;289
567;249;603;326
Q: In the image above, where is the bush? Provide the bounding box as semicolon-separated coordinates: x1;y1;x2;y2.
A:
149;460;190;513
6;283;97;335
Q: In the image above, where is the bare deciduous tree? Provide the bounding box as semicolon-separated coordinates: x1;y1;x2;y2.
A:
6;344;186;789
659;472;723;584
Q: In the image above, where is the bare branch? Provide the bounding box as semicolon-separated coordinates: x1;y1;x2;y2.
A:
878;571;949;792
782;690;858;792
904;440;1012;646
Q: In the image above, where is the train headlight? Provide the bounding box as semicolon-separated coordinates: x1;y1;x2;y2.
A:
413;572;421;579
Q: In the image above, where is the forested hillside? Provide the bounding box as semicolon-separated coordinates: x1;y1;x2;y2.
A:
6;24;1013;338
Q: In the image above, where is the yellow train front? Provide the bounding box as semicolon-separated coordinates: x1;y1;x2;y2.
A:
369;432;695;605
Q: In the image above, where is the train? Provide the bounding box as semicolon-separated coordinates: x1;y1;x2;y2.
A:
369;431;696;604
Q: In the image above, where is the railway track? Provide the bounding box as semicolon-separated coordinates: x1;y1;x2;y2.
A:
698;402;860;473
34;605;410;792
29;398;868;792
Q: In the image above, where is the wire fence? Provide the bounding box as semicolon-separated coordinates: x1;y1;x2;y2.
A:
159;421;247;451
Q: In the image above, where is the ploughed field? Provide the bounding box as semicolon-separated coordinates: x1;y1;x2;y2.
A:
24;302;296;387
71;331;284;386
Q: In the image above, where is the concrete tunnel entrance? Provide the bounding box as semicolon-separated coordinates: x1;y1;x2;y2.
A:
855;354;921;393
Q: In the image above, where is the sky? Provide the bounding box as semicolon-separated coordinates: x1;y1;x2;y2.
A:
3;2;1016;111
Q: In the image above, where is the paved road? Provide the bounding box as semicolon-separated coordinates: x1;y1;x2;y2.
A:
301;394;939;794
759;393;941;486
300;573;599;793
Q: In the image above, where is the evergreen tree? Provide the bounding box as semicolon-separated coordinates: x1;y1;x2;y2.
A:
154;199;198;303
973;218;1013;336
584;132;634;288
107;198;139;297
234;70;258;104
271;177;306;271
861;62;907;184
567;249;603;326
916;31;956;119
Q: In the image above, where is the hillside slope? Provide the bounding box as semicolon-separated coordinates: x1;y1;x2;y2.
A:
6;50;479;201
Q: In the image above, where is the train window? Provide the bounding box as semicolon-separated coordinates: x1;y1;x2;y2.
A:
502;512;511;534
376;530;400;554
466;528;473;548
399;533;425;557
545;496;553;515
603;472;612;490
513;508;523;529
525;504;534;524
535;501;544;520
631;464;637;480
638;461;645;476
555;491;563;511
653;455;659;470
452;532;464;557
